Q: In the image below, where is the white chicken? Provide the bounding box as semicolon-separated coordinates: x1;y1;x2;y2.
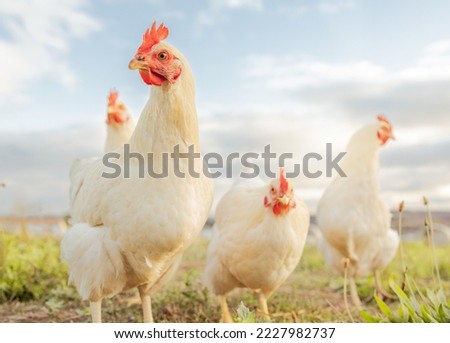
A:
204;169;310;322
316;115;399;306
104;90;135;153
68;91;134;213
61;22;214;323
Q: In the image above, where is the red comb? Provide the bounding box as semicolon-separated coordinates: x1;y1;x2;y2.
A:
377;114;391;127
279;168;288;193
137;22;169;54
108;90;118;106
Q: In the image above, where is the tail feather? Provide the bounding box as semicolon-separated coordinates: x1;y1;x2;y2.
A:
60;223;126;301
203;230;241;295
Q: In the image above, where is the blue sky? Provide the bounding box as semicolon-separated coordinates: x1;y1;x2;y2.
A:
1;0;450;215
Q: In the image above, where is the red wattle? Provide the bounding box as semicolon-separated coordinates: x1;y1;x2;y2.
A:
272;203;281;215
139;70;153;85
139;69;164;86
114;113;123;124
272;201;290;216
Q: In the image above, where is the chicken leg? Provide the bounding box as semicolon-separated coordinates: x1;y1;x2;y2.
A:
255;291;270;321
349;277;362;307
90;301;102;323
139;287;154;323
343;257;362;307
374;269;394;299
218;295;233;323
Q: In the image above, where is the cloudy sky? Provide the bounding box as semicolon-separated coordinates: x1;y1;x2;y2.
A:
1;0;450;216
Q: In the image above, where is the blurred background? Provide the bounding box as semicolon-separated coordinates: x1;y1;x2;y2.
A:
1;0;450;223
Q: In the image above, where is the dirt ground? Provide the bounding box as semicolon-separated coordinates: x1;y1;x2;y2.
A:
0;285;368;323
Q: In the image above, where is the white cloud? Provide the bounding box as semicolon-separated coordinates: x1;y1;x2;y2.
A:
277;1;356;18
245;56;387;90
0;124;104;215
318;0;357;14
277;5;309;17
243;39;450;127
398;40;450;82
245;47;450;91
200;100;450;212
437;184;450;198
225;0;263;10
196;0;263;28
0;0;101;103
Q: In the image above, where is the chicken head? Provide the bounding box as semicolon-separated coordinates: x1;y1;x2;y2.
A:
377;115;395;145
128;22;182;86
264;168;296;216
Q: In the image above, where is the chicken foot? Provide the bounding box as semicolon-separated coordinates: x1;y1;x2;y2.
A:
218;295;233;323
255;291;271;321
343;258;362;307
139;286;154;323
374;269;395;299
90;301;102;323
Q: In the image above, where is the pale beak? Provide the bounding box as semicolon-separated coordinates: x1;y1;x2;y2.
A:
128;55;147;70
278;194;290;206
390;133;396;141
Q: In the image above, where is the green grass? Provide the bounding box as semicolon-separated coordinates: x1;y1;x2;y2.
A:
0;230;78;302
0;228;449;323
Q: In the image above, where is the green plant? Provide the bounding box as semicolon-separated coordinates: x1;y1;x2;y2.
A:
234;302;256;323
361;277;450;323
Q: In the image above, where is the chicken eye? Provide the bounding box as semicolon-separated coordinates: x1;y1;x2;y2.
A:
270;187;276;194
157;52;168;60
